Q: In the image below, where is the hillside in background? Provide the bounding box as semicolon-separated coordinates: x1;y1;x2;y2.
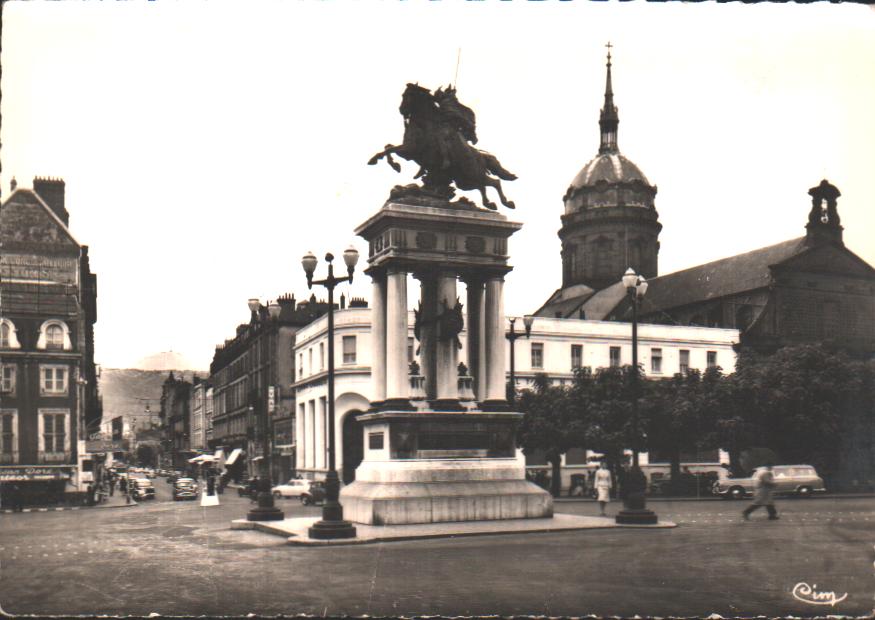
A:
99;368;207;429
135;351;198;371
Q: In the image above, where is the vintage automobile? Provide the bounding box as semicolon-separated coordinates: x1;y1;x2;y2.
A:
300;481;326;506
131;478;156;501
712;465;826;499
173;478;199;501
271;478;313;500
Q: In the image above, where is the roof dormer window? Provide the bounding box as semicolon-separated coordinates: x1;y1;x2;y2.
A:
37;320;72;351
0;320;22;349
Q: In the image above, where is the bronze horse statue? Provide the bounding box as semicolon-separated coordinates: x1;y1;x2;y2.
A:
368;83;516;210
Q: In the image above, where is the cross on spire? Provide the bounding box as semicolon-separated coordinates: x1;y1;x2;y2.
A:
599;43;619;154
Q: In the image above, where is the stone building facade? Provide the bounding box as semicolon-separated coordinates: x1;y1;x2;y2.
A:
293;307;738;491
207;294;337;484
159;372;191;470
0;178;100;506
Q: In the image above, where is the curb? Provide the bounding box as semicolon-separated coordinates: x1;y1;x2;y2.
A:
1;501;139;514
554;493;875;503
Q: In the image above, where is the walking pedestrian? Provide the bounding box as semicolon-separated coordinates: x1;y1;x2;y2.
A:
743;462;779;521
108;477;115;496
594;462;613;517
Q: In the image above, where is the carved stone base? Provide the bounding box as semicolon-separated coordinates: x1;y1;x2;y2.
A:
341;461;553;526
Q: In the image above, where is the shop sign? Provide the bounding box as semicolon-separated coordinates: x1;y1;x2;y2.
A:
0;466;74;482
85;439;124;453
275;444;295;456
268;386;276;414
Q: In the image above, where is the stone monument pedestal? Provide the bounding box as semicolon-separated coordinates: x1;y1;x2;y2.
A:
347;198;552;525
340;411;552;525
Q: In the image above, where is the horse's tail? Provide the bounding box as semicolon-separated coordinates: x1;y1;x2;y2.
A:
479;150;517;181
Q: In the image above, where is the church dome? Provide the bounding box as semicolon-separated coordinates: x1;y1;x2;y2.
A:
570;152;650;189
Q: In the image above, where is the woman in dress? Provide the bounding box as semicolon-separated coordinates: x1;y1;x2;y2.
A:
594;462;613;517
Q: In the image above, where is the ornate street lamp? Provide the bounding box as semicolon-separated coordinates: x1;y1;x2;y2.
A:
300;246;359;539
616;268;658;525
246;298;284;521
506;315;534;402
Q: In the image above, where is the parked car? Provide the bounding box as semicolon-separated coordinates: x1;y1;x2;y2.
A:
300;481;326;506
712;465;826;499
271;478;313;499
173;478;199;501
131;478;156;501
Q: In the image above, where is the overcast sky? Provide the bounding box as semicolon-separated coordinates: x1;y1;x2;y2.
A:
3;2;874;371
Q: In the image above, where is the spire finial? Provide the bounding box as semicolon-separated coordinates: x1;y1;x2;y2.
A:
599;43;619;154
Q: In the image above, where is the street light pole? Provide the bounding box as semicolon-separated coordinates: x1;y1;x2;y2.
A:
615;268;658;525
301;247;359;540
506;315;534;403
246;299;284;522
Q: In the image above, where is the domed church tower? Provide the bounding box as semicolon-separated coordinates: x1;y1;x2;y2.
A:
559;46;661;291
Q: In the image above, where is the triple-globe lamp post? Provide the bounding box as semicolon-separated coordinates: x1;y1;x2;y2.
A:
615;267;658;525
300;246;359;540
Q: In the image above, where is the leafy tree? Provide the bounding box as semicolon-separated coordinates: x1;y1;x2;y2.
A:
727;344;875;485
516;374;573;497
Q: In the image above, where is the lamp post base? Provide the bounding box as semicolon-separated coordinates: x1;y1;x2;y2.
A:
308;470;356;539
247;477;285;522
615;508;658;525
308;519;358;539
614;467;657;525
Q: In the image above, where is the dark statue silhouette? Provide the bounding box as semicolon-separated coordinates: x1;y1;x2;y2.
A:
368;83;517;211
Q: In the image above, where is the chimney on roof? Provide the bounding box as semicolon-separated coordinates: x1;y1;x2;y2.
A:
33;177;69;226
349;297;369;308
340;293;346;310
10;177;17;192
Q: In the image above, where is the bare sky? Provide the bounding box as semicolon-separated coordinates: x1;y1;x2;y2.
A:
3;2;874;371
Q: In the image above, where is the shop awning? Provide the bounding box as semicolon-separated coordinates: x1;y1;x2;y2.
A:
213;449;225;461
224;448;243;466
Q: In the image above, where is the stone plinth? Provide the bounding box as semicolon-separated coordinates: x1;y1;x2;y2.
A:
339;411;553;525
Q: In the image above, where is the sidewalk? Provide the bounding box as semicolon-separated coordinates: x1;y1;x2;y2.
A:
1;492;137;514
233;513;677;546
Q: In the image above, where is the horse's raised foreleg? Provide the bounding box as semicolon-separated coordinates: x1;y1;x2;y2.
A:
368;144;402;172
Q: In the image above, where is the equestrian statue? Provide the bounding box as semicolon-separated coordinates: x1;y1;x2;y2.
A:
368;83;517;211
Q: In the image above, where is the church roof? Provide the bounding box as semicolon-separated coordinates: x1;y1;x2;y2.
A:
536;237;811;321
637;237;808;316
569;152;650;189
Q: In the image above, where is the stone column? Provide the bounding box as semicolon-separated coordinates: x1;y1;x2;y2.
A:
435;272;460;406
483;277;507;407
465;279;486;401
371;273;387;404
385;268;410;406
295;405;304;472
418;273;438;400
315;397;326;470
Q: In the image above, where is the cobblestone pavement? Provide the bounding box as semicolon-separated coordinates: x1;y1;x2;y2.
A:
1;486;872;617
